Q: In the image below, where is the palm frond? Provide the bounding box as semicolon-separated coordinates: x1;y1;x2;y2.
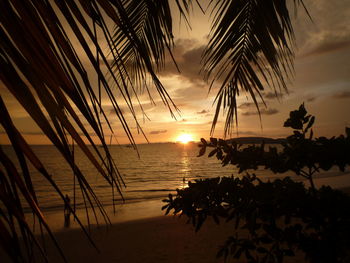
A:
0;0;169;261
109;0;181;119
204;0;306;135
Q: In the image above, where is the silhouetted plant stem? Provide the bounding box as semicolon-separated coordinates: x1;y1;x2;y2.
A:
308;167;317;193
308;174;316;194
300;169;316;193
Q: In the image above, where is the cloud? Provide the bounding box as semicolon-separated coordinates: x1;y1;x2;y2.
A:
306;96;317;102
109;107;126;115
173;87;203;100
303;38;350;58
236;130;259;136
242;108;279;116
238;102;264;109
239;102;255;109
160;39;207;85
296;0;350;58
263;92;286;100
149;130;167;135
197;109;209;114
332;91;350;99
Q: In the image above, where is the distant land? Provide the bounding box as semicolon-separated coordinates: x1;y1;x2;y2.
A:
157;137;286;145
162;137;286;145
226;137;286;144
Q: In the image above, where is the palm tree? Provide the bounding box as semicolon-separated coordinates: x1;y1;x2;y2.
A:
0;0;307;262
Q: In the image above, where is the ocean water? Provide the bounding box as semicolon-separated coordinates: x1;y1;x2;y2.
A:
2;143;349;215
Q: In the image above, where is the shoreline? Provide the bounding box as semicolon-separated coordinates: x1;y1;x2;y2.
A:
25;171;350;233
41;199;166;232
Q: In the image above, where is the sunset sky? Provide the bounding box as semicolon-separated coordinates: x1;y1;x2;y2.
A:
1;0;350;145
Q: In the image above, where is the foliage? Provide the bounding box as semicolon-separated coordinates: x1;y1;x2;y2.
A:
164;105;350;262
198;104;350;190
163;175;350;263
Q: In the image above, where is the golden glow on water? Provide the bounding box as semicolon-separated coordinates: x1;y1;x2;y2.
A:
176;133;193;144
177;146;191;189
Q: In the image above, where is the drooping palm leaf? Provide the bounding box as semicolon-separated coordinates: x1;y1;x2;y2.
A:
0;0;178;261
110;0;182;119
203;0;307;135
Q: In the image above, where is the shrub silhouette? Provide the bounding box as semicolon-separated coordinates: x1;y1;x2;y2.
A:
163;104;350;263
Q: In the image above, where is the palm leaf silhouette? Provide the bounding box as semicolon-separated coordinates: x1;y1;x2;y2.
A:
203;0;308;135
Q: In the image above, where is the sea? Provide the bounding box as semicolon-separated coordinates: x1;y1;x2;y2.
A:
2;143;350;229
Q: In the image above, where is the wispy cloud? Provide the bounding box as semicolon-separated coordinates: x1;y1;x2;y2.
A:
236;130;259;136
149;130;167;135
296;0;350;58
303;39;350;57
306;96;317;102
242;108;279;116
263;91;286;100
238;102;265;109
332;91;350;99
197;109;209;114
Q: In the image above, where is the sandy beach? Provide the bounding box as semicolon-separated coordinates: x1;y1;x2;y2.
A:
3;174;350;263
2;205;311;263
2;214;308;263
38;216;238;263
1;215;243;263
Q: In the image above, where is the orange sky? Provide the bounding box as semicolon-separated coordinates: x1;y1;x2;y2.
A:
1;0;350;145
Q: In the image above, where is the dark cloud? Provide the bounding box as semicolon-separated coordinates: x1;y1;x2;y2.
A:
149;130;167;135
238;102;264;109
239;102;255;109
160;39;207;84
332;91;350;99
109;107;125;115
296;0;350;58
236;131;259;136
242;108;279;116
197;109;209;114
303;39;350;58
306;96;317;102
263;91;286;100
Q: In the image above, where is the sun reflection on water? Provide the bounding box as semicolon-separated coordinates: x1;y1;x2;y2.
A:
178;146;191;189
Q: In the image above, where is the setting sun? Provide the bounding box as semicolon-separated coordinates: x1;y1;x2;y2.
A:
176;133;194;144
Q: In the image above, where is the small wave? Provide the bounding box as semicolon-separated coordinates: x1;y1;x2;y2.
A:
126;189;175;193
112;194;172;204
